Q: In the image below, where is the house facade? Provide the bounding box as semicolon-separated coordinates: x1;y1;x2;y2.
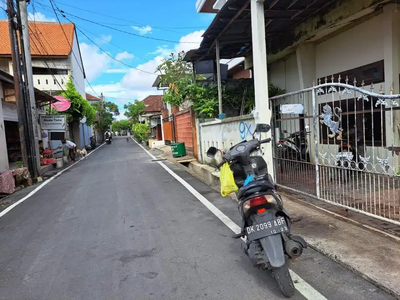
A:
0;69;57;173
186;0;400;224
0;20;91;148
139;95;165;144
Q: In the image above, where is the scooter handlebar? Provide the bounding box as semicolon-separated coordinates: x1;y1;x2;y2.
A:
260;138;272;144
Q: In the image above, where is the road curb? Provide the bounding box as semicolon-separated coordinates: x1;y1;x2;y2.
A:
153;146;400;299
306;243;400;299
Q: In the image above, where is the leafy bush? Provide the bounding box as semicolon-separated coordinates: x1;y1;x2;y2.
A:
132;123;149;142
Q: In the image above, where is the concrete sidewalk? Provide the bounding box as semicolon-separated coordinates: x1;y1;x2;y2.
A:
155;145;400;299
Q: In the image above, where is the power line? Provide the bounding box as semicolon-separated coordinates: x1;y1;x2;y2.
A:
74;24;157;76
73;25;149;63
36;0;206;31
28;12;68;93
47;0;100;97
48;4;199;44
29;2;84;94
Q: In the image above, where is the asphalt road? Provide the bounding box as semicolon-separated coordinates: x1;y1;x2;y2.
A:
0;137;395;300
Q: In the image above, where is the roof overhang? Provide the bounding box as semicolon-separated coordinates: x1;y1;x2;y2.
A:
185;0;391;64
0;69;59;107
196;0;218;13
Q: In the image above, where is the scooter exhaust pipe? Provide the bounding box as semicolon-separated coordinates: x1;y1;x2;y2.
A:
284;240;303;258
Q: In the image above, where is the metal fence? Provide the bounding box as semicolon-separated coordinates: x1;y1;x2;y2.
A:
270;79;400;224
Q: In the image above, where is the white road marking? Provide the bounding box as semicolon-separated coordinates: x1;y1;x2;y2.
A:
0;143;105;218
133;138;328;300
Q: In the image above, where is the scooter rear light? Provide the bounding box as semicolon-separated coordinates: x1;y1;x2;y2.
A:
250;196;269;207
243;195;278;213
257;208;267;214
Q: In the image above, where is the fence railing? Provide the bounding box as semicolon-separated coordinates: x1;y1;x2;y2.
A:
271;80;400;224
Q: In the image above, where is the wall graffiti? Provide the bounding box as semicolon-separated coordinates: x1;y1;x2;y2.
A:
239;121;252;140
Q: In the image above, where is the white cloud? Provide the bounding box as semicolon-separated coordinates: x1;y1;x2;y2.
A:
95;35;112;44
115;51;134;61
132;25;152;35
149;30;205;58
86;30;205;113
80;43;111;81
27;12;56;22
106;69;131;74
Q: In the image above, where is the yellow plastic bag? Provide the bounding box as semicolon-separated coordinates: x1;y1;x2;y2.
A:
220;163;238;197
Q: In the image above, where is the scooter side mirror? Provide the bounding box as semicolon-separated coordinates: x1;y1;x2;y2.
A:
254;123;271;133
207;147;218;158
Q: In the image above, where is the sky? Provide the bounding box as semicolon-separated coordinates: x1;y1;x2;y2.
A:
0;0;216;119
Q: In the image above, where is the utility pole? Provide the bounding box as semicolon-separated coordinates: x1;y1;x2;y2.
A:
7;0;30;171
18;0;40;178
7;0;39;179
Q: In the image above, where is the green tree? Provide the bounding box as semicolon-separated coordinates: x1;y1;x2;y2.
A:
157;52;194;107
124;100;145;123
92;101;120;139
112;120;131;133
62;77;95;125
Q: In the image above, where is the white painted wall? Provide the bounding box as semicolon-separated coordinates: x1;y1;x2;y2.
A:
269;54;300;92
33;74;68;93
70;32;86;97
315;13;384;79
0;83;9;172
199;115;255;164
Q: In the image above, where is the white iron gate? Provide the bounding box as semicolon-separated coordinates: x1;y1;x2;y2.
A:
271;79;400;224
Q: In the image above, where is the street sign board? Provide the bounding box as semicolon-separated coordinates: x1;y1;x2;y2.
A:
280;104;304;114
40;115;66;130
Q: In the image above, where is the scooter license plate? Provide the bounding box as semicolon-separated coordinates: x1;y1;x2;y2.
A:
245;217;288;240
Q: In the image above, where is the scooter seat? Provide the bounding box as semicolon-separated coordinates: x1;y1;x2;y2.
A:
237;179;275;200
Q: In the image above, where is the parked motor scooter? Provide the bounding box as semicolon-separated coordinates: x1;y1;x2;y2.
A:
334;127;365;181
277;127;310;163
207;124;307;298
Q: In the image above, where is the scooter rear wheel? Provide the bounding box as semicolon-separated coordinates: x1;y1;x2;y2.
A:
272;263;295;298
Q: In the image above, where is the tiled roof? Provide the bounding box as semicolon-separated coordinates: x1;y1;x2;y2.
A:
0;21;74;56
141;95;164;113
86;93;101;101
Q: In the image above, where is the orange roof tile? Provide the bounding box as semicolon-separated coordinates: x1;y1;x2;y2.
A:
0;20;74;57
141;95;164;113
86;93;101;101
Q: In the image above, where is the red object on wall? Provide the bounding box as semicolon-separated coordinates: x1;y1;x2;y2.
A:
51;96;71;112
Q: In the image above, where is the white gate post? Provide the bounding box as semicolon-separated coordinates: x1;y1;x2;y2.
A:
312;87;320;198
250;0;274;179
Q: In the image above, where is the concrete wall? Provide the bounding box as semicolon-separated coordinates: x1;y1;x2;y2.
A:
70;32;86;97
33;74;68;93
0;83;9;172
269;54;300;92
198;115;255;164
315;13;384;79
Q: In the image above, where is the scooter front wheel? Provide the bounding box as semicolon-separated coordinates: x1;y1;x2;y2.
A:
272;263;295;298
